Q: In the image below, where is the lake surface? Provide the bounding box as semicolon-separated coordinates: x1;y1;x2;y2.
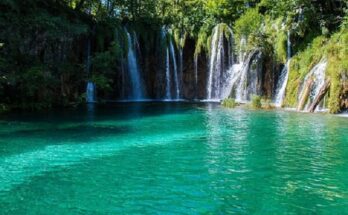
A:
0;103;348;214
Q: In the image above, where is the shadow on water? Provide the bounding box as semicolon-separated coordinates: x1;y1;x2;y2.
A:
0;124;132;141
0;102;205;123
0;102;217;157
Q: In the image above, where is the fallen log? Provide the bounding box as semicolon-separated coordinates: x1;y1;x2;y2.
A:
308;80;331;113
297;78;314;111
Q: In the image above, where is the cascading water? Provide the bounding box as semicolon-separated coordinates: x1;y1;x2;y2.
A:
306;59;328;111
298;59;328;111
287;30;291;59
274;61;290;107
235;50;262;102
205;24;240;101
179;36;184;96
85;39;96;103
126;30;143;100
194;55;198;98
274;30;292;107
207;26;224;100
239;37;247;63
165;48;171;99
222;63;243;99
227;29;234;66
169;40;180;100
206;24;235;101
86;81;96;103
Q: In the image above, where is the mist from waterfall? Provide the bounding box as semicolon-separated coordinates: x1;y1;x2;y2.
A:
126;30;143;100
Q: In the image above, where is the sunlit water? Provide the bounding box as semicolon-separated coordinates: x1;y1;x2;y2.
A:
0;103;347;214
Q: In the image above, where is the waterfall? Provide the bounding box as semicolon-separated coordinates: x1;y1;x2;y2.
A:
274;61;290;107
86;81;96;103
287;30;291;60
227;29;234;66
298;59;328;111
126;30;143;100
194;55;198;98
161;27;180;101
86;38;91;75
235;50;262;102
222;63;243;99
85;39;96;103
207;26;224;100
274;30;292;107
239;37;247;63
179;36;184;95
169;40;180;100
306;59;328;111
165;48;171;99
205;24;237;101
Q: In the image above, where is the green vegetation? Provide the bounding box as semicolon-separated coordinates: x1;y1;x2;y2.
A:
222;98;237;108
251;95;262;109
261;98;274;109
284;30;348;113
0;0;347;113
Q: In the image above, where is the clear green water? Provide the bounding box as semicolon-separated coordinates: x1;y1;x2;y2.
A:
0;103;348;214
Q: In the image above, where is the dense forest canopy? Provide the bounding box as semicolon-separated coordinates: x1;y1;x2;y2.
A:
0;0;347;111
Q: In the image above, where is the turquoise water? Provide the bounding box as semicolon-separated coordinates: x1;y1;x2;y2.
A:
0;103;348;214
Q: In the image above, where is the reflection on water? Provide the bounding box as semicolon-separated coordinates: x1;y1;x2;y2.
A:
0;103;347;214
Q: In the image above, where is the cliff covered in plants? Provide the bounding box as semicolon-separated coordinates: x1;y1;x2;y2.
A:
0;0;347;114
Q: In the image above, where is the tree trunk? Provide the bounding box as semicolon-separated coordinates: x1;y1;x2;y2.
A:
308;80;331;113
297;78;313;111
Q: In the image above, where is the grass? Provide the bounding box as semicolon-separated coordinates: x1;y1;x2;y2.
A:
261;98;274;109
251;95;262;109
221;98;237;108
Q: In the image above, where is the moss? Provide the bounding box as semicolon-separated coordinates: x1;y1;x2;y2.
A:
234;8;263;43
195;23;233;58
172;29;186;49
284;36;328;107
326;30;348;113
283;28;348;113
261;98;274;109
274;31;287;63
221;98;237;108
251;95;262;109
194;30;208;57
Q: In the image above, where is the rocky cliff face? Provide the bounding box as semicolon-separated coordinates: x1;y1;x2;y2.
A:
96;26;280;102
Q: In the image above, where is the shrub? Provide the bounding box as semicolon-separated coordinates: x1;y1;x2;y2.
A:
261;98;274;109
0;104;8;113
251;95;262;109
222;98;237;108
234;8;263;41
